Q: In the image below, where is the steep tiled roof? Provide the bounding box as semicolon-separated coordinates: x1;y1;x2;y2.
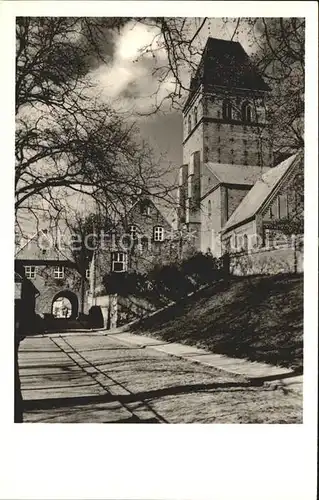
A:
15;230;73;261
222;153;299;232
206;162;268;186
184;37;270;110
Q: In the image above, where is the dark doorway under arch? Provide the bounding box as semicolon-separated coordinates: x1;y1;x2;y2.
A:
51;291;79;320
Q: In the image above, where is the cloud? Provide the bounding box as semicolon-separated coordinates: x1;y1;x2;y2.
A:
89;21;176;114
89;18;256;116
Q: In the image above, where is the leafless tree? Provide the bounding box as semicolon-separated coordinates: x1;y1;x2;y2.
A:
15;17;174;238
144;18;305;155
132;17;304;156
15;16;305;240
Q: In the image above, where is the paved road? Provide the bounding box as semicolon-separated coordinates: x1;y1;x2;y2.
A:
19;333;302;423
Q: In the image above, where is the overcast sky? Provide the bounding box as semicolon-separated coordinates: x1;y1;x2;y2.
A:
89;18;254;186
17;17;255;238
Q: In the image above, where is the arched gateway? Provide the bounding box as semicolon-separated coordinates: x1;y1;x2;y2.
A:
51;290;79;320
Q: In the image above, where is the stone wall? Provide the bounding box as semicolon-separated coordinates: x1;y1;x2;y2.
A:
91;293;158;329
229;246;303;276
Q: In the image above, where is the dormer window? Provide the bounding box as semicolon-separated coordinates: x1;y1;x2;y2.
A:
242;101;252;123
154;226;164;242
140;201;151;216
222;99;232;120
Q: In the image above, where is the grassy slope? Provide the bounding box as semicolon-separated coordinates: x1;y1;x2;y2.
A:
131;274;303;371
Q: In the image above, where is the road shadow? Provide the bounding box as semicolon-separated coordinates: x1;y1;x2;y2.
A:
23;379;259;412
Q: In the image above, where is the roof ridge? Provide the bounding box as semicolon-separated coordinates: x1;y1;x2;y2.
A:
222;152;300;233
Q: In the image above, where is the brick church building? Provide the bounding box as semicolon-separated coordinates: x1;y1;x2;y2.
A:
177;37;303;272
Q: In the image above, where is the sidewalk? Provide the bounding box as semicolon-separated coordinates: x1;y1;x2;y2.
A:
106;329;303;395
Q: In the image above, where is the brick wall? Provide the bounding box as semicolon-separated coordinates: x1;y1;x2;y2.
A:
92;199;175;291
202;91;273;167
16;262;88;317
203;121;272;167
226;185;252;220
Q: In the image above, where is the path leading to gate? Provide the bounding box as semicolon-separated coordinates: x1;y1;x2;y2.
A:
19;333;302;423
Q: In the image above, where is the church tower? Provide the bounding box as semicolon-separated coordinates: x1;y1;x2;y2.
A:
178;37;273;255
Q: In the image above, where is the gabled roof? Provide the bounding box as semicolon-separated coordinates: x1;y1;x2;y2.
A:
222;153;300;232
14;272;40;294
206;162;268;186
184;37;270;110
15;230;73;262
127;196;172;228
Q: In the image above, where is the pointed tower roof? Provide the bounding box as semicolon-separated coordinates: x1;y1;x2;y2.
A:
184;37;270;111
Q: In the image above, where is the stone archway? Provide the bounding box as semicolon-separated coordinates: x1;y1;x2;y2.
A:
51;290;79;320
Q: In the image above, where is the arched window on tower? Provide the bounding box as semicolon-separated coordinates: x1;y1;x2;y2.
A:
194;106;198;124
188;114;192;134
222;99;232;120
242;102;252;123
208;200;212;218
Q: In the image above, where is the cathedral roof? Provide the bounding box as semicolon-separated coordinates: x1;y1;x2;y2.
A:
222;153;300;232
206;162;268;186
184;37;270;111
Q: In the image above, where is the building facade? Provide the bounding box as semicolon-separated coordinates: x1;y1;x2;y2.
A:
15;230;89;319
177;37;274;255
221;152;304;275
90;197;176;296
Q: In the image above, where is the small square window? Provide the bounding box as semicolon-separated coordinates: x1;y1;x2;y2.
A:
25;266;36;279
54;266;64;279
153;226;164;242
111;252;127;272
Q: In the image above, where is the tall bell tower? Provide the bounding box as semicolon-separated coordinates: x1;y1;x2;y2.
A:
177;37;273;253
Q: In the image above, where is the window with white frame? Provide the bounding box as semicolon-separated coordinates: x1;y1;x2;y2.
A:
129;225;138;240
54;266;64;279
111;252;127;272
153;226;164;242
25;266;36;279
85;268;90;279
